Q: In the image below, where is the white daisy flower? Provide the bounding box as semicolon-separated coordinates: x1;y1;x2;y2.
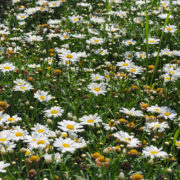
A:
120;107;143;117
142;145;168;159
122;39;136;46
31;123;56;138
53;137;78;153
88;82;107;96
86;37;104;45
0;161;10;173
145;38;160;45
147;105;162;113
12;126;29;141
58;120;84;133
0;112;8;126
117;60;135;70
16;13;28;20
113;131;140;147
79;113;102;126
90;73;104;81
69;15;82;23
0;63;16;73
28;134;50;150
164;25;177;33
13;83;33;93
34;90;53;102
0;130;13;145
160;107;177;120
44;106;64;118
5;115;22;124
144;121;169;132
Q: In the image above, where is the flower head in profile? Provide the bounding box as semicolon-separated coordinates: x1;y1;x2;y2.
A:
44;106;64;118
160;107;177;120
13;83;33;93
164;25;177;33
0;161;10;173
142;145;168;159
79;113;102;126
58;120;84;133
113;131;140;147
145;38;160;45
86;37;104;45
53;137;78;153
120;107;143;117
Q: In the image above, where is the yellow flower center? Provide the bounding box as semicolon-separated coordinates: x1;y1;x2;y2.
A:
175;142;180;146
164;112;170;116
122;63;128;66
30;155;39;161
151;151;158;154
37;140;45;144
105;74;110;79
61;133;68;138
141;54;145;58
74;138;79;142
130;68;136;72
25;150;30;156
109;122;116;127
21;15;25;18
66;54;73;59
125;138;131;141
155;124;160;127
127;41;132;44
16;132;23;137
62;143;70;148
3;66;10;70
87;119;94;123
150;40;155;44
20;86;26;90
155;108;160;112
8;117;15;121
40;96;45;100
74;18;79;21
38;129;44;133
40;7;44;10
94;76;99;80
65;61;70;64
63;35;68;39
94;87;100;92
66;124;75;130
0;138;6;142
169;71;175;75
51;110;58;114
165;77;170;80
94;39;99;43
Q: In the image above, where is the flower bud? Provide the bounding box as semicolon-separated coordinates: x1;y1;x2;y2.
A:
118;172;125;179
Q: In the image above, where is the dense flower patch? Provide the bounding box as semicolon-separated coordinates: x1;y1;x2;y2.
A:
0;0;180;179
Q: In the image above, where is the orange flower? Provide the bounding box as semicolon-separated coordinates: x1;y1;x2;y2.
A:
91;152;101;159
130;173;144;180
95;156;110;167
